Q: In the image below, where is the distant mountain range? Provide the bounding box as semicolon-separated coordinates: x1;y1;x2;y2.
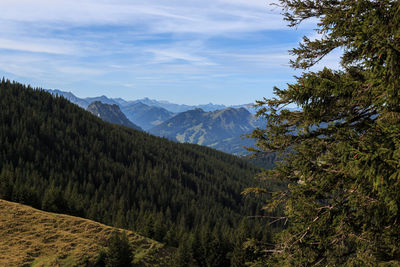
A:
87;101;142;131
130;98;228;113
149;107;264;154
48;89;91;108
121;102;175;131
46;89;255;113
47;89;262;154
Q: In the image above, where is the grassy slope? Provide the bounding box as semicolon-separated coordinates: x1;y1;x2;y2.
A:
0;199;171;266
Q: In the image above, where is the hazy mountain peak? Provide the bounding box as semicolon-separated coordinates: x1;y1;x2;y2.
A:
46;89;90;108
149;106;259;155
87;101;142;131
121;101;174;130
131;101;149;108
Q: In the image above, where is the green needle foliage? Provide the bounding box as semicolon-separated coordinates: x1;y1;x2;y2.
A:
250;0;400;265
105;231;134;267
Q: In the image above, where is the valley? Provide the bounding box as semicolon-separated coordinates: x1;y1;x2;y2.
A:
1;0;398;265
0;80;278;266
47;89;262;155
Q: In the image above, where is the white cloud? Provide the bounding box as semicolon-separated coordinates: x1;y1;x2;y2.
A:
0;51;107;83
0;0;326;105
0;54;49;78
55;66;106;76
0;38;75;54
218;0;277;8
214;48;291;65
147;49;216;66
0;0;289;34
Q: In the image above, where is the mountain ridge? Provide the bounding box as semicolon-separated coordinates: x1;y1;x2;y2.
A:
46;88;261;154
121;102;175;130
149;106;263;154
87;101;142;131
46;88;255;113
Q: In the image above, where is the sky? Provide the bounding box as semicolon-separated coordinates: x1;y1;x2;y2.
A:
0;0;341;105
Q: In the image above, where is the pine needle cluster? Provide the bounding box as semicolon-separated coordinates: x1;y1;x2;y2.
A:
250;1;400;265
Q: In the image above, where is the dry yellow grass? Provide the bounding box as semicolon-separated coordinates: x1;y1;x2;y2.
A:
0;199;171;266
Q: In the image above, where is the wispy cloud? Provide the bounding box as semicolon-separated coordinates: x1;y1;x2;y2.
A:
147;49;216;66
1;0;291;34
0;38;75;54
0;0;325;104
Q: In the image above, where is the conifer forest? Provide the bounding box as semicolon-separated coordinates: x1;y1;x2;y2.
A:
1;0;400;266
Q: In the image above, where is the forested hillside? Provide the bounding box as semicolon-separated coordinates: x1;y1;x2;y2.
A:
0;79;278;266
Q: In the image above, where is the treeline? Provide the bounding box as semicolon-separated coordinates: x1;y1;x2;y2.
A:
0;79;282;265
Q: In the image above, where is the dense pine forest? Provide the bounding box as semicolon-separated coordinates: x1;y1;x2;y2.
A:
0;79;283;266
2;0;399;266
249;0;400;266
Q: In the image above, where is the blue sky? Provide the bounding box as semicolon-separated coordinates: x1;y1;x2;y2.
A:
0;0;341;105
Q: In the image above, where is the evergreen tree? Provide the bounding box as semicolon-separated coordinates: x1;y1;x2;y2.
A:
105;231;133;267
173;234;195;267
249;0;400;265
